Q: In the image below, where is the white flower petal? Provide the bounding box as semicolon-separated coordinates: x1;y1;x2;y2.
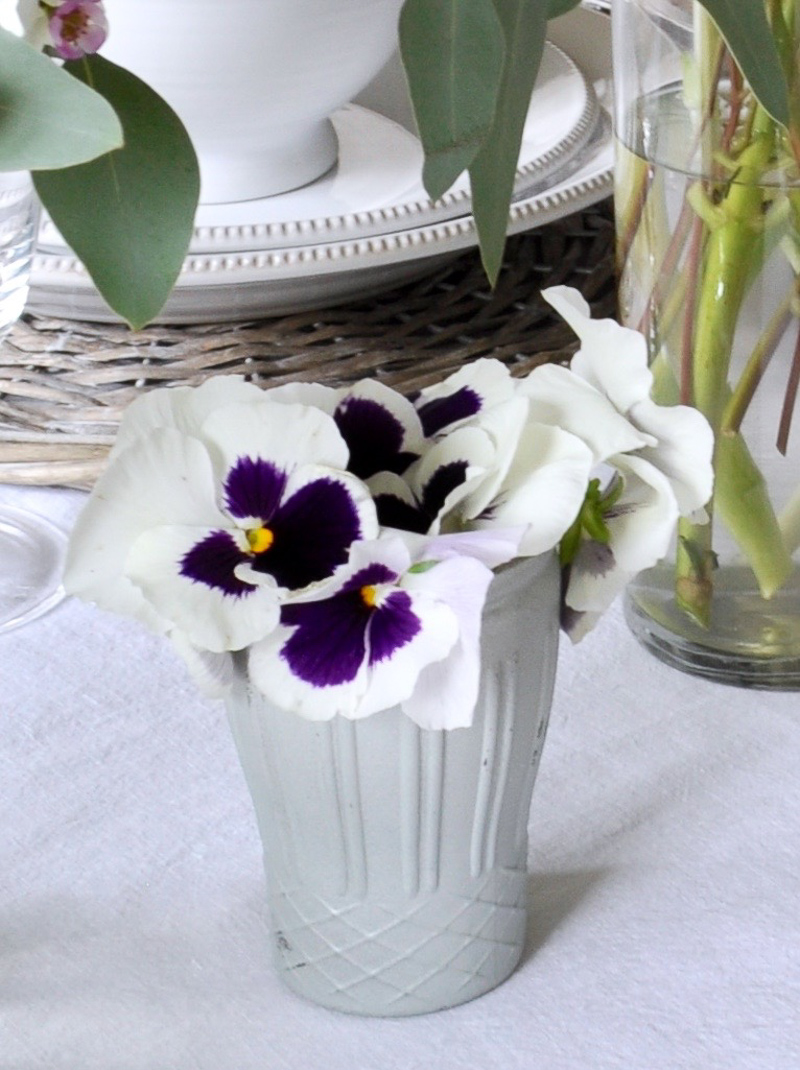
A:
247;536;410;719
248;623;371;721
111;377;263;458
542;285;654;413
469;423;594;556
561;606;604;644
459;396;530;518
264;382;340;412
340;379;426;456
628;398;715;514
540;284;592;323
64;428;224;632
201;399;349;486
281;462;380;544
368;469;418;507
248;536;460;721
521;364;650;463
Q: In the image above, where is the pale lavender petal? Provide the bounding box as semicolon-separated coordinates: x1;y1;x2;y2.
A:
401;556;493;729
395;527;524;569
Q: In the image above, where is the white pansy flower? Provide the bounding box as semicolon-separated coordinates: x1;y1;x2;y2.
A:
540;285;714;513
65;385;377;656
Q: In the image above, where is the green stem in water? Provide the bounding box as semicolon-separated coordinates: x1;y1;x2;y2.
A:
778;484;800;553
715;432;794;598
677;108;779;625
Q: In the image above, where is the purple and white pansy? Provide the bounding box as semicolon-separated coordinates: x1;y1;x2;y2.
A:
248;536;495;729
65;287;714;727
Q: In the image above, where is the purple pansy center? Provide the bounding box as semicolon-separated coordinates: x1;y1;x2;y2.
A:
375;459;469;533
279;562;422;687
334;397;418;480
181;531;254;597
417;386;482;437
180;455;362;595
224;455;287;521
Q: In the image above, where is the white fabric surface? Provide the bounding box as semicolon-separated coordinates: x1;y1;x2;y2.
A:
1;483;798;1070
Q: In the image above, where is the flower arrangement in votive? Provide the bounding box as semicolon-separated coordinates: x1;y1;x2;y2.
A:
65;289;714;730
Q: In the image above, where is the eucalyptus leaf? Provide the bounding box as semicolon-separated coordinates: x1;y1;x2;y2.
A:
400;0;505;201
34;55;200;329
0;27;122;171
695;0;790;127
468;0;549;283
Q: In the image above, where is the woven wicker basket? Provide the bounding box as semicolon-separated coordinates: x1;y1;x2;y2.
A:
0;200;616;489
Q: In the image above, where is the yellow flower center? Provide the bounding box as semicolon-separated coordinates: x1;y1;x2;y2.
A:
360;584;379;608
247;526;274;554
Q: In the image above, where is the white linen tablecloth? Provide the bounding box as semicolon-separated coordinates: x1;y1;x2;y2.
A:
1;484;798;1070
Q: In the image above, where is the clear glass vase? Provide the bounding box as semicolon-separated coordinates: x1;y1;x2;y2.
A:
612;0;800;688
0;173;67;632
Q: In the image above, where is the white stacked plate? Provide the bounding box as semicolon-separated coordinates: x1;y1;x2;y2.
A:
29;6;614;324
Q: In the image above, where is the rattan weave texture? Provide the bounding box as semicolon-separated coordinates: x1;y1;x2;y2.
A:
0;201;615;488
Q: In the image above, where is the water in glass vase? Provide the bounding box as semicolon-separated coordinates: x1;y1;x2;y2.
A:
615;83;800;689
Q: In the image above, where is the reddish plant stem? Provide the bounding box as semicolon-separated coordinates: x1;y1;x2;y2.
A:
616;164;654;279
634;47;731;344
777;323;800;454
722;299;792;434
636;201;693;339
